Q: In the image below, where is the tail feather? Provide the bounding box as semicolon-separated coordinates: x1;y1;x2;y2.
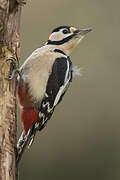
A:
17;124;36;166
17;115;50;165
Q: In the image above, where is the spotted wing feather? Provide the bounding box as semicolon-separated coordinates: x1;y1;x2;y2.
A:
35;56;73;129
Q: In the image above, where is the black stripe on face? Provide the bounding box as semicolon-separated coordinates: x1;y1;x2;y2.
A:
47;33;76;45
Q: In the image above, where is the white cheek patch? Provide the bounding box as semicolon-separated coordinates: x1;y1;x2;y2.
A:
49;32;62;41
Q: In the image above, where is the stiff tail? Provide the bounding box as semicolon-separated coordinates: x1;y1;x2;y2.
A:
17;124;37;166
17;119;45;166
16;108;39;165
17;109;52;165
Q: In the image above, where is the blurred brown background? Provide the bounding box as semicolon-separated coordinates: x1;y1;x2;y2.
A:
18;0;120;179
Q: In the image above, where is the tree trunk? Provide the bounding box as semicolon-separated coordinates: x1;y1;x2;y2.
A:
0;0;21;179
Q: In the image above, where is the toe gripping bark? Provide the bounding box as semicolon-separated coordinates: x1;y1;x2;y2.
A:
6;57;20;80
16;0;27;6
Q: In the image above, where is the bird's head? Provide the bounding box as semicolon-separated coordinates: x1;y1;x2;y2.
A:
47;26;92;55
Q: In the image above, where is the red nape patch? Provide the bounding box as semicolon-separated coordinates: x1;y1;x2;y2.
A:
21;108;38;135
48;32;52;40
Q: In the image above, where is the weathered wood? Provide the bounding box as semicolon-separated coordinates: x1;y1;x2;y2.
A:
0;0;21;179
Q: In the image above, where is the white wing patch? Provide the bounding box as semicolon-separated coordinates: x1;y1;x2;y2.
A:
42;101;53;113
53;59;71;106
64;60;70;83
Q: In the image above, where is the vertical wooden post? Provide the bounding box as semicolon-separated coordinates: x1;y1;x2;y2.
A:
0;0;21;179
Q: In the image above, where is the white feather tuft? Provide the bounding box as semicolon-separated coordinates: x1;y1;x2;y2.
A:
72;66;81;77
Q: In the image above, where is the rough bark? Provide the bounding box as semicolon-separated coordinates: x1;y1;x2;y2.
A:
0;0;21;179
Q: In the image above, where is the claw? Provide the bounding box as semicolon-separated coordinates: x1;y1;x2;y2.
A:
16;0;27;6
6;57;20;80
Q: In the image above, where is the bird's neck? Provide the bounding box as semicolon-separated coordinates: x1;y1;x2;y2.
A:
45;44;72;56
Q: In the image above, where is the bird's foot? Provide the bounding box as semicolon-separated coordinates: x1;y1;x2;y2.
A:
16;0;27;6
6;57;20;80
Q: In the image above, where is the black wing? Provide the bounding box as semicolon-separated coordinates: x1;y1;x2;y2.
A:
46;56;72;106
31;57;72;144
35;56;73;126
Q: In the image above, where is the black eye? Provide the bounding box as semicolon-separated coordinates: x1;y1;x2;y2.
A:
62;29;70;34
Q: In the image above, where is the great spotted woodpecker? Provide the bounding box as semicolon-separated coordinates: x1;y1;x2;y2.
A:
10;26;92;164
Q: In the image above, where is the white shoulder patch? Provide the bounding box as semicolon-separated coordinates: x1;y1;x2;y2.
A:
72;66;81;77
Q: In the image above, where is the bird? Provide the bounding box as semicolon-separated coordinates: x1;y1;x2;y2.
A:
9;25;92;164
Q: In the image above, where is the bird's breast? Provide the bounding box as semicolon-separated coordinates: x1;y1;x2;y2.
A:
16;80;34;108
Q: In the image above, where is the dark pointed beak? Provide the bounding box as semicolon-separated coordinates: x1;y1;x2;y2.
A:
74;28;92;36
